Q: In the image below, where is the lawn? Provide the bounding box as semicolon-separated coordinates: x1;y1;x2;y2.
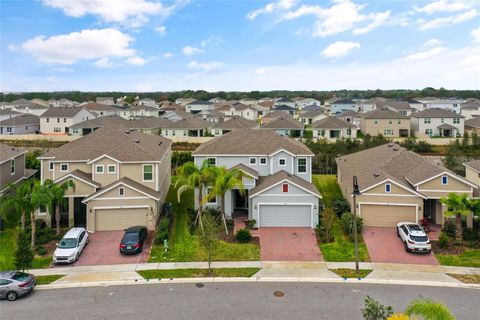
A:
35;275;64;285
137;268;260;279
149;182;260;263
330;268;372;279
320;222;370;262
313;174;342;206
435;249;480;268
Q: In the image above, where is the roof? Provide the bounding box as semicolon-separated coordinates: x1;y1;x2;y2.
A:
332;99;355;104
82;102;117;111
377;101;412;110
257;101;274;108
0;114;39;126
41;107;89;117
411;108;464;118
187;100;214;105
273;104;296;111
40;126;171;162
299;110;324;118
312;117;353;129
230;163;259;179
0;109;21;115
464;160;480;173
262;110;294;119
70;115;131;129
302;105;323;111
262;116;304;129
465;117;480;129
0;143;26;163
361;108;410;119
338;110;360;117
275;98;294;103
83;176;161;202
193;129;313;156
212;117;258;130
55;169;100;187
249;170;321;198
437;123;458;130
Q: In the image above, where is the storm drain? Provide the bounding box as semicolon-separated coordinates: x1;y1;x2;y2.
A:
195;283;205;288
273;291;284;298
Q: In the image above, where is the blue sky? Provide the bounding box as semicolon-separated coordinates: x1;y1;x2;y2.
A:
1;0;479;92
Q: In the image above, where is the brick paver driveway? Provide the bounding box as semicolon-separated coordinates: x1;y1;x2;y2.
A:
363;227;438;265
56;231;153;267
254;228;323;261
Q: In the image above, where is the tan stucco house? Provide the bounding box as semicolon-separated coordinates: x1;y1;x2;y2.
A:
36;127;172;232
0;143;37;195
360;108;410;138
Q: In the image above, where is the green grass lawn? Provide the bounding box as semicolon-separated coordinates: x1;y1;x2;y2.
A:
313;174;342;206
435;249;480;268
330;268;372;279
149;182;260;263
320;222;370;262
35;275;64;285
138;268;260;279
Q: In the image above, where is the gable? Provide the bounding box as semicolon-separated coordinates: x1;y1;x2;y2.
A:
55;176;97;196
417;174;473;192
98;184;150;198
363;181;418;196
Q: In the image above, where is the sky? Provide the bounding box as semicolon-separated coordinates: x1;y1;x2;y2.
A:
1;0;480;92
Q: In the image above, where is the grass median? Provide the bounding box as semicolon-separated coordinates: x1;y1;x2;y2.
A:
137;268;261;279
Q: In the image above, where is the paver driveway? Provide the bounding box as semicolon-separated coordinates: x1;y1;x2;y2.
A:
254;228;323;261
56;231;152;267
363;227;438;265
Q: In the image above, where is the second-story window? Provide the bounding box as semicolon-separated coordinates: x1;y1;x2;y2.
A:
279;158;286;166
385;183;391;193
441;175;448;185
297;158;307;173
108;165;116;174
10;159;15;175
60;163;68;172
249;157;257;165
48;161;54;171
206;158;216;167
259;157;267;165
119;187;124;196
96;165;104;174
143;164;153;181
453;118;460;124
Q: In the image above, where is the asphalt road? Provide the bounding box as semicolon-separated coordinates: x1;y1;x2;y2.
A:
2;283;479;320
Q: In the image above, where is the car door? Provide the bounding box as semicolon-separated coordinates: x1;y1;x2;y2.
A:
0;279;13;297
77;231;86;253
400;225;409;242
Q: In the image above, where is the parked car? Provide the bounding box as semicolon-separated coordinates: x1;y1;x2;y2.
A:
397;222;431;253
119;226;148;254
0;271;36;301
53;227;89;264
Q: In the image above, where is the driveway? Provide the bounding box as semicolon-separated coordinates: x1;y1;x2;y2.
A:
55;231;153;267
363;227;438;265
254;228;323;261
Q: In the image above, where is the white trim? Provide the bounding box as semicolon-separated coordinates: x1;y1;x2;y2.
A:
95;164;105;174
94;196;151;200
416;189;473;193
107;164;116;174
249;178;321;198
249;157;257;165
360;178;426;199
385;183;391;193
361;193;421;198
358;202;419;224
441;175;448;185
464;163;480;174
259;157;267;165
86;154;120;165
60;163;69;172
63;194;89;198
82;181;160;203
48;161;53;172
0;150;27;165
413;171;478;189
297;157;307;174
142;164;154;182
268;148;297;157
193;153;314;157
54;173;99;188
257;203;314;228
278;158;286;166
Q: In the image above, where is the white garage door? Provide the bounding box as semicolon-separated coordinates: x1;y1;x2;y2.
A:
361;204;417;228
95;208;148;231
259;205;311;227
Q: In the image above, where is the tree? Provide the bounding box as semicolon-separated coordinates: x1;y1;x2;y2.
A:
196;212;220;275
0;180;35;230
207;167;245;234
361;296;393;320
440;193;472;243
462;131;470;148
46;179;75;235
14;231;34;271
320;207;336;242
30;180;52;248
405;299;454;320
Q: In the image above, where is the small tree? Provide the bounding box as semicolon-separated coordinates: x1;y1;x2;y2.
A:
197;212;220;275
46;179;75;235
320;207;336;242
440;193;472;243
30;180;51;248
14;232;34;271
361;296;393;320
0;180;35;231
405;299;454;320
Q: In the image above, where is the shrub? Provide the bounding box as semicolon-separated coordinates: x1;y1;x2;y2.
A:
226;219;234;231
332;196;350;217
14;232;34;271
340;212;363;240
319;207;336;242
405;299;454;320
245;219;256;230
361;296;393;320
154;216;170;245
442;220;456;238
235;229;252;243
35;219;47;230
36;245;47;256
36;227;57;245
438;232;449;249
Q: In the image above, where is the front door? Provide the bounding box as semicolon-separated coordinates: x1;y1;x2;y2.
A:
74;197;87;227
234;189;248;210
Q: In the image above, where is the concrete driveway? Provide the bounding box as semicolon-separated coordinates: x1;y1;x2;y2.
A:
55;231;153;267
363;227;438;265
254;228;323;261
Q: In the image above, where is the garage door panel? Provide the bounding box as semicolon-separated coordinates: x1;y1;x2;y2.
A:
260;205;311;227
95;208;148;231
361;205;416;228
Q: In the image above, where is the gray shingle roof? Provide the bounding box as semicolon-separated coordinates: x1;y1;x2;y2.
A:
229;163;259;179
299;110;324;118
312;117;353;129
41;107;88;117
411;108;464;118
361;108;410;119
55;169;100;187
83;176;161;202
0;143;26;163
249;170;321;197
338;110;360;117
0;114;39;126
82;102;117;111
437;123;458;130
376;101;412;110
465;117;480;128
0;109;21;115
70;115;131;129
262;116;304;129
464;160;480;173
212;117;258;130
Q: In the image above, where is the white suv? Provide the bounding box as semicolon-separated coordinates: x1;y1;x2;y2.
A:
53;228;89;264
397;222;431;253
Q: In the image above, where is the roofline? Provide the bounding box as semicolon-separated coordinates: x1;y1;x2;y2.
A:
360;178;427;199
54;172;100;188
192;153;314;157
82;180;160;203
0;150;27;165
413;171;478;189
463;163;480;174
249;178;321;199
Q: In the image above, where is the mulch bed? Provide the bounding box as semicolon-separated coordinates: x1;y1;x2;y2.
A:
431;241;465;255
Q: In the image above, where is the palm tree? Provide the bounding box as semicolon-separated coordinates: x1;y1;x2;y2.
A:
0;180;35;230
30;180;52;248
440;193;471;243
47;179;75;235
405;299;454;320
207;167;245;234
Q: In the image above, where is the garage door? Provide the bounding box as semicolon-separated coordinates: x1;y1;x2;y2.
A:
361;204;416;227
259;205;311;227
95;208;148;231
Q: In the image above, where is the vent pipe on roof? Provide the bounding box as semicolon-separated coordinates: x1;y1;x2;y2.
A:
134;139;140;143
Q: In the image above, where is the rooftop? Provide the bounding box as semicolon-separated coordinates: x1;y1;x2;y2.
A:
411;108;464;118
361;108;410;119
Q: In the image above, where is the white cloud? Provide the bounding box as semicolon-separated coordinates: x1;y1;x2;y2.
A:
471;27;480;43
182;46;203;56
423;38;442;47
163;52;174;58
414;0;471;14
21;28;135;64
321;41;361;58
353;11;391;35
402;46;447;61
200;36;223;47
155;26;167;36
94;57;115;68
419;9;478;30
42;0;178;28
126;56;147;66
246;0;297;20
188;60;223;71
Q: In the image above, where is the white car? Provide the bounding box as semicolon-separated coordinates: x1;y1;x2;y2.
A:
53;228;89;264
397;222;431;253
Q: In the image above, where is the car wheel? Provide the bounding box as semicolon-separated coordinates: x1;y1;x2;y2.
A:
404;242;410;253
75;253;80;261
6;291;17;301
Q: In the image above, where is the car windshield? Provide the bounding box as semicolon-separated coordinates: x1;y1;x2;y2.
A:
411;235;428;242
123;233;139;244
58;238;77;249
12;272;29;281
408;224;423;232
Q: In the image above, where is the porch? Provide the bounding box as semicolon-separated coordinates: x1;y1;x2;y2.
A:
54;196;87;228
436;123;459;138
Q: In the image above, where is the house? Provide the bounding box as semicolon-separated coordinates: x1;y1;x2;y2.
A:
272;104;297;116
330;99;359;115
302;105;323;111
239;98;258;105
40;107;95;135
298;110;326;125
261;110;293;125
336;143;476;228
409;99;424;112
209;97;227;103
69;115;131;136
411;108;464;138
378;101;414;116
217;103;259;121
0;114;40;135
274;98;296;109
460;100;480;119
0;109;22;122
258;97;274;103
295;98;321;109
96;97;115;105
185;100;215;114
257;100;274;110
464;117;480;135
116;105;160;120
9;100;48;116
192;129;321;228
311;117;356;140
82;102;118;117
161;109;195;122
415;98;464;114
197;109;225;124
464;160;480;197
251;103;271;116
142;117;213;137
175;97;196;106
357;98;388;113
138;98;158;108
360;108;410;138
30;98;49;107
0;143;36;194
211;117;258;136
262;116;304;137
48;98;77;108
36;127;171;231
337;110;361;128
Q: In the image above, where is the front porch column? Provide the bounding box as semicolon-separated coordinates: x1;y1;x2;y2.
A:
441;203;448;226
68;197;74;227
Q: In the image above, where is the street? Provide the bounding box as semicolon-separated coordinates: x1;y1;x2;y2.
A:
1;283;479;319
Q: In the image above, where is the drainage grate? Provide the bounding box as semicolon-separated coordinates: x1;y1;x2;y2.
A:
273;291;284;297
195;283;205;288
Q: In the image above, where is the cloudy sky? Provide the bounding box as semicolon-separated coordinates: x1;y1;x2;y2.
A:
1;0;480;92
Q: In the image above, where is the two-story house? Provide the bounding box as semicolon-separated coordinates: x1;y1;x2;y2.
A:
298;110;326;125
330;99;359;115
96;97;115;105
274;98;296;109
211;117;258;136
36;127;171;232
337;110;361;128
360;108;410;137
0;143;36;195
0;114;40;135
311;117;356;140
83;102;118;117
40;107;95;135
417;99;464;114
185;100;215;114
193;129;321;228
262;116;304;137
411;108;464;138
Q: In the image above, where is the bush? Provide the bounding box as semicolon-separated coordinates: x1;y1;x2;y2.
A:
36;245;47;256
332;196;350;217
15;231;34;271
442;220;456;238
245;219;256;230
35;219;47;230
319;207;336;242
438;232;449;249
154;216;170;245
235;229;252;243
361;296;393;320
36;227;57;245
226;219;234;231
340;212;363;240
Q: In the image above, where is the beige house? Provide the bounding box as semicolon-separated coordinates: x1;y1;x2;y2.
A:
336;143;476;228
465;117;480;135
0;143;37;195
311;117;356;140
464;160;480;198
37;127;172;232
360;108;410;137
40;107;95;135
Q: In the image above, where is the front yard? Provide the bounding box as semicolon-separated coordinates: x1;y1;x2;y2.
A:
435;249;480;268
138;268;260;279
313;174;342;206
149;183;260;263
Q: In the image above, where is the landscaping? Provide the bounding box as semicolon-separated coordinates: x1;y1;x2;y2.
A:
435;249;480;268
35;275;64;285
330;268;372;279
447;274;480;284
313;174;342;205
137;268;260;279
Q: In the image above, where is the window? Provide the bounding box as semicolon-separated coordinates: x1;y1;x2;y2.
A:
282;183;289;193
63;118;66;123
441;118;444;123
119;187;124;196
453;118;460;124
54;127;62;133
206;187;216;204
172;130;175;136
108;165;116;174
10;159;15;175
388;119;392;124
425;129;433;136
0;279;12;285
57;118;60;123
48;161;54;171
183;130;187;136
60;163;68;172
385;183;391;193
6;127;12;133
206;158;216;167
214;130;219;135
297;158;307;173
249;157;257;165
46;118;49;123
95;165;104;174
143;164;153;181
424;118;431;124
441;175;448;185
259;157;267;165
374;120;378;124
397;120;401;124
279;158;286;166
384;129;394;136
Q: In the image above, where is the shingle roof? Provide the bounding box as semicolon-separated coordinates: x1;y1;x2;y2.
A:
332;99;355;104
82;102;117;111
40;126;171;162
338;110;360;117
361;108;410;119
55;169;100;187
249;170;321;197
273;104;296;111
0;109;21;115
437;123;458;130
83;176;161;202
212;117;258;130
312;117;353;129
193;129;313;156
262;110;291;119
410;108;465;118
188;100;214;105
465;117;480;128
70;115;131;129
377;101;412;110
0;143;26;163
41;107;89;117
0;114;39;126
299;110;324;118
230;163;259;179
464;160;480;173
262;116;304;129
